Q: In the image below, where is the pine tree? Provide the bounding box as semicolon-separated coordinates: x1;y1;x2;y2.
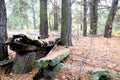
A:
0;0;8;60
61;0;72;46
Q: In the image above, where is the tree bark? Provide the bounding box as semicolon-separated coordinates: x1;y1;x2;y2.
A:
61;0;72;46
53;0;58;31
40;0;48;39
104;0;118;38
83;0;87;36
90;0;98;35
0;0;8;60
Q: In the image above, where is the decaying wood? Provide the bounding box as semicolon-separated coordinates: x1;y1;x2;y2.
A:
35;48;70;68
6;34;60;56
5;34;64;74
12;52;36;74
0;59;14;74
0;59;13;66
33;48;70;79
43;63;64;77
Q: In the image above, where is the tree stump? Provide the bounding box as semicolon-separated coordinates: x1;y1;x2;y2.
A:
13;52;36;74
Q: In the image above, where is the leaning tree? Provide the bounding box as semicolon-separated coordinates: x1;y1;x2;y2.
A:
0;0;8;60
104;0;118;38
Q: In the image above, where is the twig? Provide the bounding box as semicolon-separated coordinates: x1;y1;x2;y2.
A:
80;35;94;72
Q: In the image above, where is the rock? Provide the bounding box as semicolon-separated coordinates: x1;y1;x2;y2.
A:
12;52;36;74
34;48;70;68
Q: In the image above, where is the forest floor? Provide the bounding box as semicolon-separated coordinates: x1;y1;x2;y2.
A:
1;30;120;80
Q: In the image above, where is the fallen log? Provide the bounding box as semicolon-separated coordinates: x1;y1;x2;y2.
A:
33;63;64;79
6;34;60;56
7;34;60;47
33;47;70;79
43;63;64;77
35;48;70;68
6;34;70;76
0;59;13;66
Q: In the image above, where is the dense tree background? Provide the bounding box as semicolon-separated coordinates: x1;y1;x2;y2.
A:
5;0;120;36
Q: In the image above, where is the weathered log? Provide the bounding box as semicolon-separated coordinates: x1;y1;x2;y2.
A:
0;59;13;66
6;34;60;56
34;48;70;68
5;34;64;75
0;59;14;74
12;52;36;74
7;34;60;47
43;63;64;77
33;63;64;79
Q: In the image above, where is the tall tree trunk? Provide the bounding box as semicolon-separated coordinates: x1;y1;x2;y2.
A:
31;0;37;30
90;0;98;35
40;0;48;39
61;0;72;46
52;19;54;29
80;0;83;31
0;0;8;60
53;0;58;31
104;0;118;38
49;18;52;31
83;0;87;36
48;13;53;31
